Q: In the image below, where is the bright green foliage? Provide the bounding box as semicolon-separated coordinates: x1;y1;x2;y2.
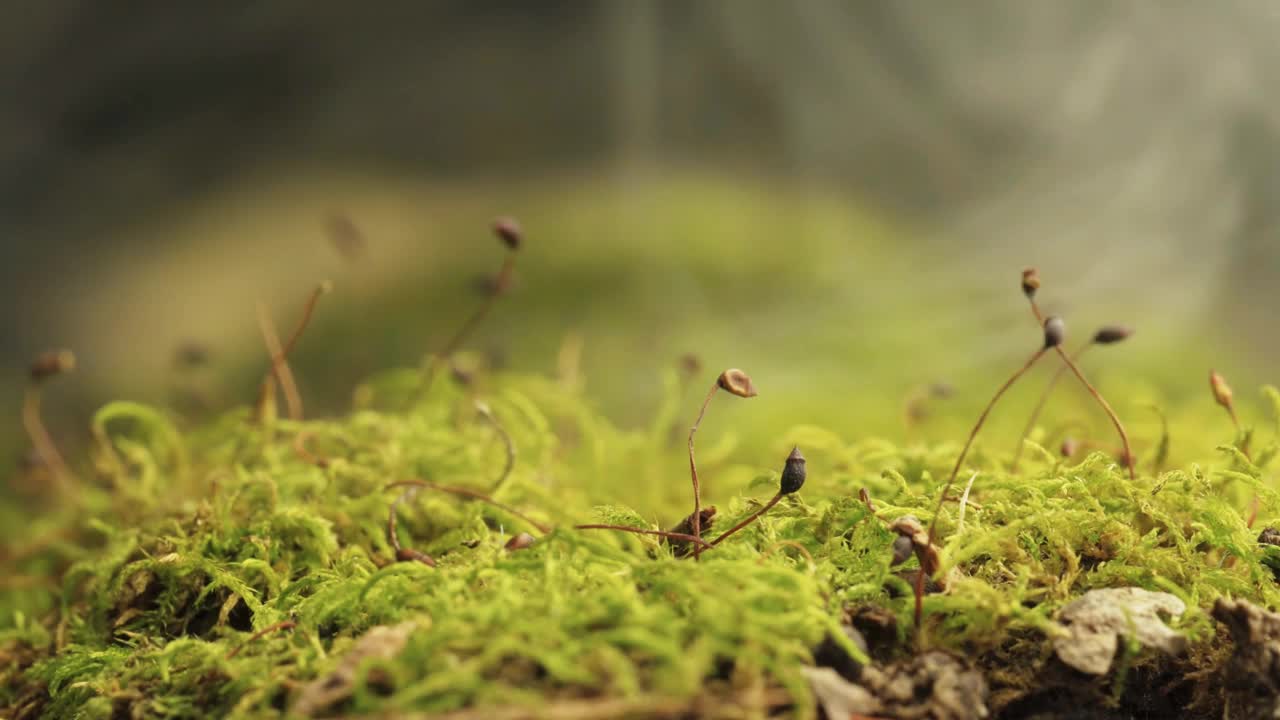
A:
3;363;1280;718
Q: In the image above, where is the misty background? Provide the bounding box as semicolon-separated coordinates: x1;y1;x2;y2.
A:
3;1;1278;472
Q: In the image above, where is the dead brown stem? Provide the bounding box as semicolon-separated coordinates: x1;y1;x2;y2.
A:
387;479;551;534
573;524;712;549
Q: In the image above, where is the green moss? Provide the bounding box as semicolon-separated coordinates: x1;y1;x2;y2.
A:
4;361;1280;718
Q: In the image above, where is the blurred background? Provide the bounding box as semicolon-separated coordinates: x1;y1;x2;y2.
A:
3;1;1279;493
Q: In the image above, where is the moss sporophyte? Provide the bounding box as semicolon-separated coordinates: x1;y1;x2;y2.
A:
11;223;1280;718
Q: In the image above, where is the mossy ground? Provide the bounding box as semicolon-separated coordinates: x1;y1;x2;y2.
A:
3;176;1278;717
4;351;1280;718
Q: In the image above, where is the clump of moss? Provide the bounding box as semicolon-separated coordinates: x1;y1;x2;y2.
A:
3;357;1280;718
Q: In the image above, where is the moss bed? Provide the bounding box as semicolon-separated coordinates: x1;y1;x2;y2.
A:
4;347;1280;720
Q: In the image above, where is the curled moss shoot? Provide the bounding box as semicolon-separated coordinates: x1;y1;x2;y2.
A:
292;430;329;469
474;401;516;494
422;218;522;395
1013;325;1133;470
707;447;805;548
22;350;76;493
688;368;758;560
1020;269;1135;479
386;486;436;567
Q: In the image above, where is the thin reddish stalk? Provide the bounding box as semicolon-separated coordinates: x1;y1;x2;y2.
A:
1026;296;1134;480
22;386;72;493
916;346;1047;629
1012;343;1091;470
1053;347;1135;480
256;303;303;422
708;494;783;547
687;383;719;560
422;254;515;394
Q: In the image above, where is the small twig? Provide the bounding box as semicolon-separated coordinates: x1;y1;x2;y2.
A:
573;525;712;549
227;621;298;659
255;303;302;422
387;479;551;534
254;282;331;423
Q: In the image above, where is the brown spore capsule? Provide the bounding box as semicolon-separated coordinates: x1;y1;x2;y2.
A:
29;350;75;382
779;446;806;494
1210;370;1234;410
1092;326;1134;345
717;368;758;398
1043;316;1066;349
891;535;915;566
492;217;522;251
1021;268;1041;298
505;532;536;551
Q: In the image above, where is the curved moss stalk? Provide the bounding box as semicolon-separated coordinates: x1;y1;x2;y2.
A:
420;219;521;397
707;447;806;549
1022;271;1135;479
22;350;76;494
688;368;758;560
